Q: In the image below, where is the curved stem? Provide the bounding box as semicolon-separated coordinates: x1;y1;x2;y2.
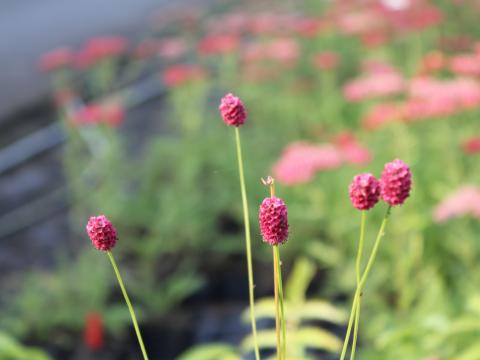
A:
340;206;392;360
275;245;286;359
273;246;281;360
107;251;149;360
234;127;260;360
350;211;366;360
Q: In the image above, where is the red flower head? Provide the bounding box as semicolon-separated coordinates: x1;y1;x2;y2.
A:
380;159;412;206
84;312;104;351
162;65;206;87
462;137;480;155
219;93;247;127
86;215;117;251
349;173;380;210
259;197;289;246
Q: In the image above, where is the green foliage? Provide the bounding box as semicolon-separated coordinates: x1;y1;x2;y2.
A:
0;332;51;360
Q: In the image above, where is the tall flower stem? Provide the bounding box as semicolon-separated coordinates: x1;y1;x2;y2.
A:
340;206;392;360
274;245;286;359
234;127;260;360
350;211;366;360
273;245;281;360
107;251;149;360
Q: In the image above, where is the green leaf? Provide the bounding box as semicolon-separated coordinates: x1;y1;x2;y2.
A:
177;343;240;360
455;343;480;360
285;257;316;303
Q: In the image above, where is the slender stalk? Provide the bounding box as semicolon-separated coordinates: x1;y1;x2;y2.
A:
275;245;287;359
350;211;366;360
340;206;392;360
273;246;281;360
234;127;260;360
107;251;149;360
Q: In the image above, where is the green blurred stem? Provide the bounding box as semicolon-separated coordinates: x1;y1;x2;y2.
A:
350;211;366;360
234;127;260;360
274;245;287;359
340;206;392;360
107;251;149;360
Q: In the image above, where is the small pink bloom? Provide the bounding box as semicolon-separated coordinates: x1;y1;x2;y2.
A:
38;48;74;72
72;104;103;126
433;185;480;223
76;36;128;68
312;51;340;70
418;51;445;74
349;173;381;210
162;65;206;87
218;93;247;127
259;196;289;246
198;34;239;55
380;159;412;206
158;38;188;60
362;102;402;130
462;137;480;155
343;71;405;102
102;102;125;127
267;37;299;66
449;54;480;76
86;215;118;251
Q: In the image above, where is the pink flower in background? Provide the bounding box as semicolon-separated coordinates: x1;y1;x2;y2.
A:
361;59;398;74
267;37;300;66
259;196;289;245
349;173;380;210
273;143;342;185
86;215;118;251
218;93;247;127
433;186;480;223
162;65;206;87
380;159;412;206
38;47;74;72
360;30;390;48
134;39;160;59
313;51;340;70
72;104;103;126
362;102;402;130
76;36;128;68
418;51;445;74
449;54;480;76
337;9;385;35
198;34;240;55
102;102;125;127
462;137;480;155
334;133;372;165
343;71;405;101
158;38;188;60
292;17;328;37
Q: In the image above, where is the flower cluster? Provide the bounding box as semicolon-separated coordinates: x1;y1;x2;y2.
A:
259;196;289;246
349;159;412;210
86;215;118;251
219;93;247;127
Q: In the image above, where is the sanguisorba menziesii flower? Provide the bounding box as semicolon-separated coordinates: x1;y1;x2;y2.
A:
349;173;380;211
259;196;289;245
219;93;247;127
380;159;412;206
86;215;149;360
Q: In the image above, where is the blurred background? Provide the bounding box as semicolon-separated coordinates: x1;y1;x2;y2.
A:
1;0;480;359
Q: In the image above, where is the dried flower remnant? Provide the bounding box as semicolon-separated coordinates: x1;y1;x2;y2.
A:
349;173;380;210
259;196;289;246
86;215;118;251
218;93;247;127
380;159;412;206
433;185;480;223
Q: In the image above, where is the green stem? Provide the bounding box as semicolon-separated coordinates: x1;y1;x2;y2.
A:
275;245;287;359
350;211;366;360
273;246;281;360
340;206;392;360
107;251;149;360
234;127;260;360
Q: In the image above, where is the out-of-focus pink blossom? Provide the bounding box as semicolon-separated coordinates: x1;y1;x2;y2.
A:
38;48;74;72
360;30;390;48
418;51;445;74
292;17;328;37
71;102;125;127
462;137;480;155
134;39;159;59
76;36;128;68
337;9;385;35
343;71;405;101
273;142;342;185
362;102;402;130
449;54;480;76
158;38;187;60
198;34;239;55
362;59;398;74
312;51;340;70
433;185;480;223
267;37;300;66
334;134;372;165
162;64;206;87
